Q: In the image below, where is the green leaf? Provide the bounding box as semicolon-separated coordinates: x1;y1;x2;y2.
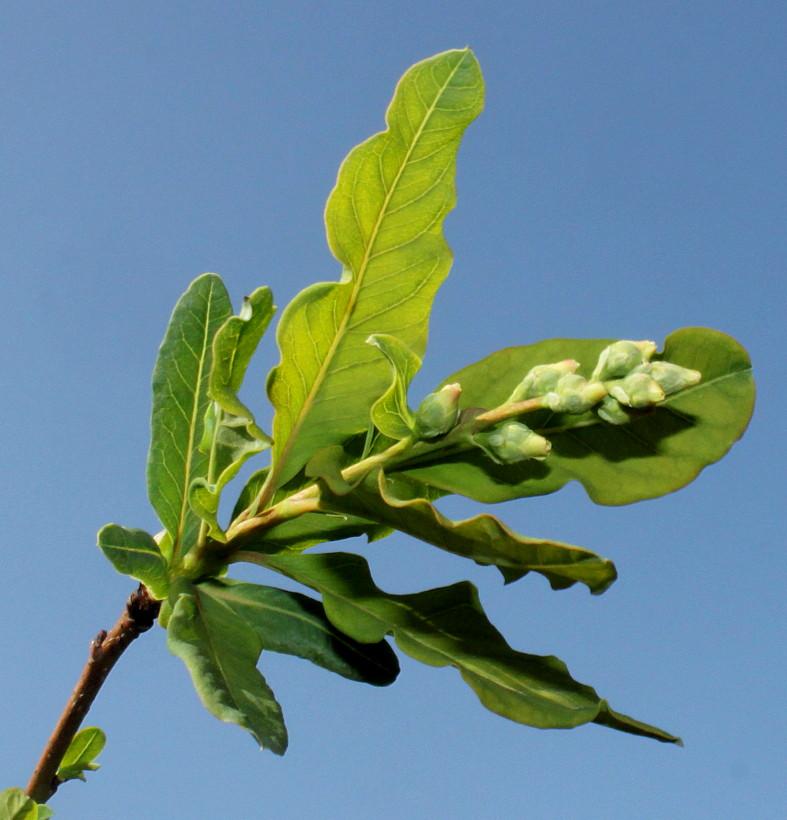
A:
97;524;169;598
325;467;617;593
401;328;755;505
56;727;105;783
367;334;420;439
250;552;679;744
209;286;275;443
167;582;287;754
147;274;233;558
0;789;53;820
265;48;484;492
198;579;399;685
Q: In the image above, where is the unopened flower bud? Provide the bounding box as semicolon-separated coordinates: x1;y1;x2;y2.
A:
592;340;658;381
644;361;701;396
474;422;552;464
597;395;631;425
507;360;578;403
413;383;462;439
545;374;608;414
608;372;665;408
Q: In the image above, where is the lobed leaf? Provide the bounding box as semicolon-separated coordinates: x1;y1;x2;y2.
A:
401;328;755;505
306;450;616;594
56;727;105;783
265;48;484;493
167;583;287;754
249;552;679;743
198;579;399;685
97;524;169;598
0;789;53;820
146;274;233;558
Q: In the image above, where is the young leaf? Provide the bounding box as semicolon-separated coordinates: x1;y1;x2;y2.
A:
248;552;679;744
147;274;233;558
402;328;755;505
0;789;54;820
367;334;420;439
167;583;288;754
209;286;275;443
265;48;484;493
55;727;106;783
308;455;617;594
198;579;399;685
97;524;169;598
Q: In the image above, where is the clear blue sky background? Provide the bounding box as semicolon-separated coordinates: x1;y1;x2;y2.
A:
1;3;784;818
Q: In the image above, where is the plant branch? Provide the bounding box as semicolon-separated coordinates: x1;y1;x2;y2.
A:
25;585;161;805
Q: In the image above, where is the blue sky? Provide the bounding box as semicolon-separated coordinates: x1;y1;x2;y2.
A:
1;2;784;818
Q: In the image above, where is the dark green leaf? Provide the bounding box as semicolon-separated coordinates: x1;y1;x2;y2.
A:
247;552;679;743
97;524;169;598
167;583;287;754
311;464;616;594
401;328;754;505
147;274;233;559
56;727;105;783
0;789;53;820
265;48;484;492
198;579;399;685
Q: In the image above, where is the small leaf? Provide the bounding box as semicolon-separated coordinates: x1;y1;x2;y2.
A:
402;329;755;505
147;274;233;558
250;552;679;744
0;789;53;820
56;727;106;783
209;286;276;443
198;579;399;685
309;457;616;594
167;583;288;754
97;524;169;598
367;334;420;439
266;48;484;492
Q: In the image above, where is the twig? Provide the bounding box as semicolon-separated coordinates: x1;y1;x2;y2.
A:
25;585;161;805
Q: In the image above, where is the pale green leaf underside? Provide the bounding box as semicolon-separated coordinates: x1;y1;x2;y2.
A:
257;552;679;743
147;273;233;555
403;328;755;505
198;579;399;685
266;48;484;490
367;333;420;439
0;789;53;820
56;726;105;783
167;584;287;754
97;524;169;598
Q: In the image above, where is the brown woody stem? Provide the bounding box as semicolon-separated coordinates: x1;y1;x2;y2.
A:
25;585;160;805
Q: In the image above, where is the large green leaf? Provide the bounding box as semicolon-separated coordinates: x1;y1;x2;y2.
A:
265;48;484;493
245;552;679;743
167;583;287;754
198;579;399;685
97;524;169;598
56;727;105;783
147;274;233;558
310;464;616;594
401;328;754;505
0;790;53;820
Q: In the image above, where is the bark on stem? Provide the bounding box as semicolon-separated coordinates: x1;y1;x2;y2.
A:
25;585;161;805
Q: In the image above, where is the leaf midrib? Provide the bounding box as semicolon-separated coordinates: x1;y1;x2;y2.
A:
270;53;468;496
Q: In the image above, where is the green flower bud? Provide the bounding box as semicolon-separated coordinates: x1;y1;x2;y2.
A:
507;359;578;403
592;340;658;381
644;361;701;396
596;395;631;425
545;374;608;414
474;422;552;464
608;372;665;408
413;383;461;439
